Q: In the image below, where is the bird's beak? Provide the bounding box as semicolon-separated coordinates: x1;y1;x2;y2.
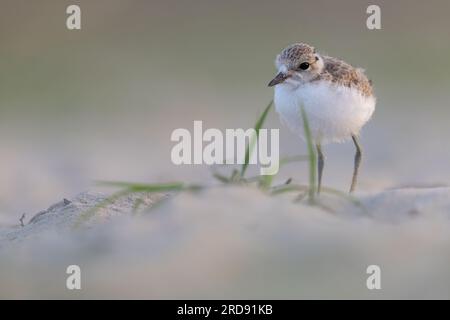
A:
268;72;289;87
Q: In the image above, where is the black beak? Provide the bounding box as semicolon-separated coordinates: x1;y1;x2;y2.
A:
268;72;289;87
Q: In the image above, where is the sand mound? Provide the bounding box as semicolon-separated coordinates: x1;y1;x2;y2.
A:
1;186;449;299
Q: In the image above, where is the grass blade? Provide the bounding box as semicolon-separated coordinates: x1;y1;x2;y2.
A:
212;172;231;184
258;174;274;190
240;100;273;178
74;181;200;228
321;186;365;208
300;106;317;203
270;184;309;195
96;181;186;192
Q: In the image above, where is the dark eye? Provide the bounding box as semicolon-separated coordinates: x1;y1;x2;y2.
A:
299;62;310;70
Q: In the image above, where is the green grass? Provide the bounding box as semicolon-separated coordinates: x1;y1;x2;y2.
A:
75;100;364;227
240;100;273;178
300;106;317;203
73;182;201;228
95;181;188;192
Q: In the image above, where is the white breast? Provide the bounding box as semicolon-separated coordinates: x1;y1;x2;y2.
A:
274;81;375;143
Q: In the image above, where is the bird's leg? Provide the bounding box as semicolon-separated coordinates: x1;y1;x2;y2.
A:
350;135;362;193
316;143;324;194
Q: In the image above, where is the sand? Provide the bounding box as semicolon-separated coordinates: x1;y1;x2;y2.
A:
1;186;449;299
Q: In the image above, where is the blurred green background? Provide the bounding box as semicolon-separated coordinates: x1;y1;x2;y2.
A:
1;0;450;216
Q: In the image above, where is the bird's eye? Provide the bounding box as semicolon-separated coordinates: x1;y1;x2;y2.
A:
299;62;310;70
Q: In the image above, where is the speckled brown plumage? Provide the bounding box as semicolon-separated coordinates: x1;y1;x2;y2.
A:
279;43;315;63
316;55;373;97
277;43;374;97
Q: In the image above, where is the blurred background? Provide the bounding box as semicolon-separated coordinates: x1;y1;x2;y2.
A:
1;0;450;217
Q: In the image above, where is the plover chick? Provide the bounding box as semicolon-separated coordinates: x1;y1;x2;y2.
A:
268;43;375;193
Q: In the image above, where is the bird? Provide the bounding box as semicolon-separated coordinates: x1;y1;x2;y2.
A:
268;43;375;193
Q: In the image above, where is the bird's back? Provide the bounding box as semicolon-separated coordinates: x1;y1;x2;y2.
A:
316;55;374;97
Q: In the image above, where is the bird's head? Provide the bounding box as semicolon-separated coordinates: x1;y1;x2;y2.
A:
268;43;324;87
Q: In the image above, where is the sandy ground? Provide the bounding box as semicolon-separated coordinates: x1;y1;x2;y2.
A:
1;186;449;299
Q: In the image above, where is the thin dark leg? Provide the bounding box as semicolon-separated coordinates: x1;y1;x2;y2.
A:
316;144;324;194
350;135;362;193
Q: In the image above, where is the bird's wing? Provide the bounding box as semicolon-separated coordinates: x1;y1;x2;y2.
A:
322;55;373;97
